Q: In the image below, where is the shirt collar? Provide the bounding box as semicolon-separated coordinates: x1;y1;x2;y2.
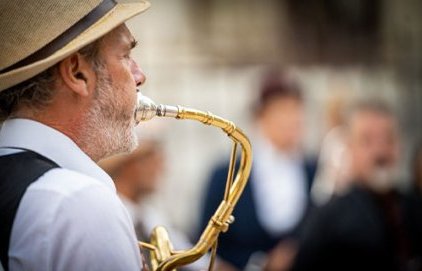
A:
252;130;302;163
0;118;115;192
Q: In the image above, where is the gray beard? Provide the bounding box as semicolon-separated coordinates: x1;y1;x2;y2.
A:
83;66;138;161
368;166;399;193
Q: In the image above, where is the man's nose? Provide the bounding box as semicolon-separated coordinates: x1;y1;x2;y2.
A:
130;59;146;87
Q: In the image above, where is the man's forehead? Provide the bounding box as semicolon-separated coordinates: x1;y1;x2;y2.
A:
104;24;135;46
346;111;395;135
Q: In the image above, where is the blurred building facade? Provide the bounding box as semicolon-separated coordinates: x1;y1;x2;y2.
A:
126;0;422;236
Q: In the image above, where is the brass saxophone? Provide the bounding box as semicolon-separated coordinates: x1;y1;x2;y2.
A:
134;93;253;271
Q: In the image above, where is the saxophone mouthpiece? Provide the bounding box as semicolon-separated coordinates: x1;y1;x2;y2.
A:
135;92;179;123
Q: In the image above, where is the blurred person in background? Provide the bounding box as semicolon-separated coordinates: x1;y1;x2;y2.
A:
199;69;317;270
290;100;422;271
99;126;237;271
98;124;166;241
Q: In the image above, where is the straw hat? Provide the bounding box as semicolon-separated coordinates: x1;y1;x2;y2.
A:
0;0;150;92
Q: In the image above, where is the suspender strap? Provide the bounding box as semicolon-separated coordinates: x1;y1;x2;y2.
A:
0;151;59;271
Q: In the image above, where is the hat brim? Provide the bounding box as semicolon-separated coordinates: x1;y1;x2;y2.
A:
0;1;150;92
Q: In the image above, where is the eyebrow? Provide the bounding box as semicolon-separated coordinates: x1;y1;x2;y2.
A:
130;39;138;50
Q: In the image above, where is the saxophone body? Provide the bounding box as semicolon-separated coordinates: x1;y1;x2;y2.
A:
135;93;253;271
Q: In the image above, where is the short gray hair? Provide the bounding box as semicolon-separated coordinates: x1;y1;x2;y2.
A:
345;99;396;128
0;39;103;122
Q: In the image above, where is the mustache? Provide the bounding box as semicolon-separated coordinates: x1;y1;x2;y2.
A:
374;156;390;168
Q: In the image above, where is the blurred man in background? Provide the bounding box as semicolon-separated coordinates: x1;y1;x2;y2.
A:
99;136;165;242
199;70;317;270
290;100;422;271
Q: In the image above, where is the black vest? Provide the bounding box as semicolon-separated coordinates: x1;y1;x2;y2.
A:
0;150;58;271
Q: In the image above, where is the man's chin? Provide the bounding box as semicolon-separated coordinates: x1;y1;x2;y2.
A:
104;124;138;158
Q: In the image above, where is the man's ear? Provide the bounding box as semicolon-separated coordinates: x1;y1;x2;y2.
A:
58;53;96;97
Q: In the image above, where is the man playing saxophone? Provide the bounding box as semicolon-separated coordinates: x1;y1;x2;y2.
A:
0;0;151;270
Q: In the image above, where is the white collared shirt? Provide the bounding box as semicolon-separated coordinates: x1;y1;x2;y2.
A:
0;119;142;271
252;133;307;236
